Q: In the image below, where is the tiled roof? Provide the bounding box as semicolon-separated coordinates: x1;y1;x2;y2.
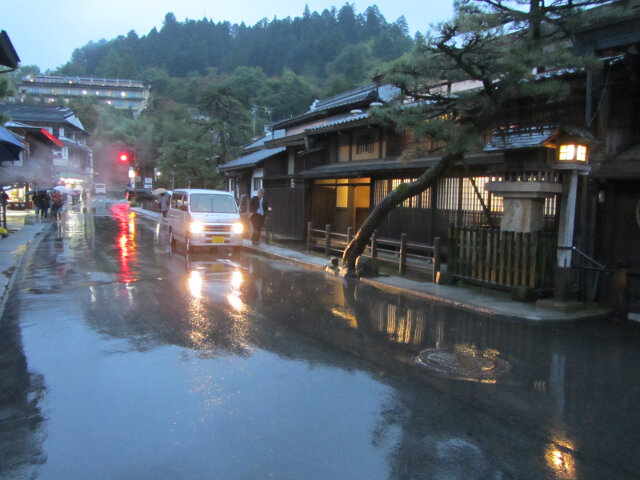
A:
305;113;370;132
243;130;286;151
60;138;92;152
0;104;87;132
273;84;400;129
219;147;286;172
312;84;378;111
485;125;597;152
484;126;557;151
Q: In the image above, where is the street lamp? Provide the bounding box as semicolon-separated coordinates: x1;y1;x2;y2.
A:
557;143;588;163
546;129;594;301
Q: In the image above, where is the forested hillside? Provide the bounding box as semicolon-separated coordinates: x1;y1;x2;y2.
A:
59;4;413;95
15;4;417;188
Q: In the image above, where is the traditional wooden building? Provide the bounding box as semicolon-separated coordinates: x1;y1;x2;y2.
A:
1;104;93;189
221;5;640;317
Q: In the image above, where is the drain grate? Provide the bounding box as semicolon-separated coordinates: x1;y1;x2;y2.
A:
416;346;510;382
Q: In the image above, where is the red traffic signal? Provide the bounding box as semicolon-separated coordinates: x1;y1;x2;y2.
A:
118;151;131;163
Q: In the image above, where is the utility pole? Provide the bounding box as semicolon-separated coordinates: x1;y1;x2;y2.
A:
251;105;258;137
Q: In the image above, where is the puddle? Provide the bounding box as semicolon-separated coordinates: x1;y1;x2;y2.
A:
416;345;510;382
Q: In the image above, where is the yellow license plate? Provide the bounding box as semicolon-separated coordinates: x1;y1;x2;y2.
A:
211;236;225;244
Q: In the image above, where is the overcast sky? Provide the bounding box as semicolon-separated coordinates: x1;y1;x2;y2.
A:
3;1;454;72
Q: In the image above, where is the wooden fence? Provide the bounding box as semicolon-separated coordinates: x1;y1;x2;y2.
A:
448;225;557;291
306;222;440;279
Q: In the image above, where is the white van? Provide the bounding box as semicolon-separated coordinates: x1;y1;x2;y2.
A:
168;189;243;253
94;183;106;194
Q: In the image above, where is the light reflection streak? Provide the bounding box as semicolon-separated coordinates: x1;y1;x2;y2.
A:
183;264;249;349
188;270;203;299
231;270;243;289
227;292;245;312
544;436;576;479
111;204;138;284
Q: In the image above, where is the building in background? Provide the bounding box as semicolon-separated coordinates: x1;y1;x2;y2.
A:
17;74;150;117
1;104;93;191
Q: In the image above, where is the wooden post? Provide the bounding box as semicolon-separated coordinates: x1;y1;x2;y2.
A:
490;230;498;283
529;231;538;288
514;232;522;286
399;233;407;275
433;237;441;282
475;228;485;280
498;231;506;284
506;232;513;285
325;224;331;256
306;222;312;252
371;231;378;258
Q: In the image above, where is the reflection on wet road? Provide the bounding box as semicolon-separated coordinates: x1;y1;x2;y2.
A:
1;202;639;479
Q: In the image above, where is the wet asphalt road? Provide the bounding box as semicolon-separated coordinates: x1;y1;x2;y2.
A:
1;200;639;479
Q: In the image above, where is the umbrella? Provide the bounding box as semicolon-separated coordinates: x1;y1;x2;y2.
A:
152;188;167;195
0;126;25;162
53;185;73;194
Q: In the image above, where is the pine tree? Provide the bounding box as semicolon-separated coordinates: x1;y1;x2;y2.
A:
340;0;632;274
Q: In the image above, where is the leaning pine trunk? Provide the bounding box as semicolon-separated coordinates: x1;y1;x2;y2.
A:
340;152;462;275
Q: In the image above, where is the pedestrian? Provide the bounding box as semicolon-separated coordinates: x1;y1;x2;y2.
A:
51;190;63;221
32;192;40;217
0;188;8;229
159;192;169;219
37;191;49;218
249;188;271;245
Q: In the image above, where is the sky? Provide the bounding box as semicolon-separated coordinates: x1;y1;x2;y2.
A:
3;0;455;72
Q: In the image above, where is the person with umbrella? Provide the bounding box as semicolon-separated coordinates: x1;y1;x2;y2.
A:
159;191;169;219
153;188;169;219
51;188;64;221
36;190;49;219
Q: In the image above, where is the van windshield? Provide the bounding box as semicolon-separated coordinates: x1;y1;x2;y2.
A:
190;194;237;213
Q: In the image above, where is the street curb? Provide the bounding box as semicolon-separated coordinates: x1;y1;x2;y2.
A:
131;206;612;323
0;223;50;322
359;277;610;323
242;243;328;273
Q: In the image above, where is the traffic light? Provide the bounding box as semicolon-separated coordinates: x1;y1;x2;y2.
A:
118;151;131;163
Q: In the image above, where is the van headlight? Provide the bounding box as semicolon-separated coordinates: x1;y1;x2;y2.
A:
232;222;243;234
189;221;204;234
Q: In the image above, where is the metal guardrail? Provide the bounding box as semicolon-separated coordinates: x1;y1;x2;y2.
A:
559;245;611;303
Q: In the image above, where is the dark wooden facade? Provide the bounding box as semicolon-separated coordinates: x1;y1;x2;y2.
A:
222;8;640;314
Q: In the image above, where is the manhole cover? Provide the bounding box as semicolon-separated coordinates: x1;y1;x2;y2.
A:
416;346;510;382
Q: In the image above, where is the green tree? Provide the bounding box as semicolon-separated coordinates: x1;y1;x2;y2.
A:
325;43;374;86
198;86;252;164
340;0;630;274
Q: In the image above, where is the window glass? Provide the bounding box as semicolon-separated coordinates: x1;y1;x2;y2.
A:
356;133;374;154
190;194;237;213
171;193;183;209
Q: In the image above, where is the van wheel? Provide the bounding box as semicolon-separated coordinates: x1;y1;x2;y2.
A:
169;229;176;252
